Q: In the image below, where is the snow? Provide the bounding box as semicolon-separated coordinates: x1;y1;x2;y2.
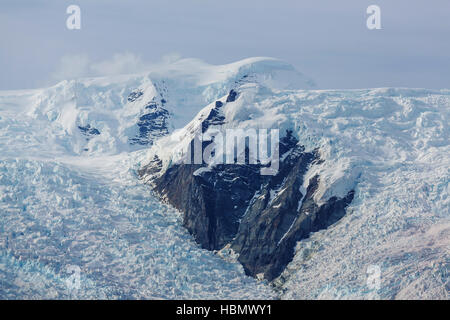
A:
193;167;212;177
0;57;303;299
1;56;448;299
0;155;276;299
268;179;288;207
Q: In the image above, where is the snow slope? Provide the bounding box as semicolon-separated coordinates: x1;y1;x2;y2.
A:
0;57;448;299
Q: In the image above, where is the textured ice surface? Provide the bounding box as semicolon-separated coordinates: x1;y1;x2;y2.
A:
0;156;276;299
0;58;448;299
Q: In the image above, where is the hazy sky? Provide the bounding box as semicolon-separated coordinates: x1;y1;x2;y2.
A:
1;0;449;90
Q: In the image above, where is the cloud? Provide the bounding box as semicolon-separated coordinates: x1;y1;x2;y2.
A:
51;54;90;81
90;52;146;76
51;52;183;82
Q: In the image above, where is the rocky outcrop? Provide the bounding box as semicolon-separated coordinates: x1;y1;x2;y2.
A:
127;89;144;102
233;172;354;280
130;100;170;146
226;89;238;103
78;124;100;136
138;90;355;281
201;100;226;133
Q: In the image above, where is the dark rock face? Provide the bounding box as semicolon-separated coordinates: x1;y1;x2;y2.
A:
127;85;171;146
130;101;170;146
139;89;355;281
151;162;264;250
226;89;238;103
233;173;354;280
202;101;226;133
78;124;100;136
140;135;354;280
127;90;143;102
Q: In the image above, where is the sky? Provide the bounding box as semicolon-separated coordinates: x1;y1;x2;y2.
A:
1;0;449;90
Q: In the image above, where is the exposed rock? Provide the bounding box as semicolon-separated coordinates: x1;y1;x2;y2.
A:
226;89;238;103
233;172;354;280
140;128;354;280
78;124;100;136
202;101;225;133
139;89;355;281
130;101;170;146
127;90;143;102
152;162;263;250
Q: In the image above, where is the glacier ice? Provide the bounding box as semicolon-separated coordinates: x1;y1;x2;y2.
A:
0;57;448;299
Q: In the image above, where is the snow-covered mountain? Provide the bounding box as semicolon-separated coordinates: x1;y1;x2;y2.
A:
0;57;448;299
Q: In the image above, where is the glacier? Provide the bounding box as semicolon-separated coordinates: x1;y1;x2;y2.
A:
0;57;448;299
